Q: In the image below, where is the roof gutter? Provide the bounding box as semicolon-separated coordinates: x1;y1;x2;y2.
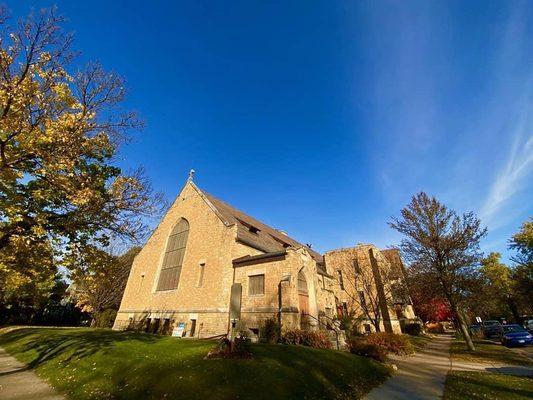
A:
233;250;287;267
235;236;276;254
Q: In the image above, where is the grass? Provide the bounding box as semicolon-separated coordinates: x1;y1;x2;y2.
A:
444;371;533;400
405;334;433;353
0;327;390;400
450;338;532;366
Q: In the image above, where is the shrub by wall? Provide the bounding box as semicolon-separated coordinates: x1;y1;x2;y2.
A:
365;332;414;356
261;317;280;344
404;323;423;336
281;329;332;349
347;339;387;362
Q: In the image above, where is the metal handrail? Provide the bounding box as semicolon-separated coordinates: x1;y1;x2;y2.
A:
302;313;342;350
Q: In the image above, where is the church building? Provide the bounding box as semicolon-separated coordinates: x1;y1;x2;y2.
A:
113;174;416;339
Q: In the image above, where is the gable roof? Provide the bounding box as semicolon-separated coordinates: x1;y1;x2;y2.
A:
191;182;324;266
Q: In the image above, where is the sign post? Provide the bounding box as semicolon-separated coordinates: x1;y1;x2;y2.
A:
229;283;242;352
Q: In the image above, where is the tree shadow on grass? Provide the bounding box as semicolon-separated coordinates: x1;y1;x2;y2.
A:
0;328;157;369
0;329;390;400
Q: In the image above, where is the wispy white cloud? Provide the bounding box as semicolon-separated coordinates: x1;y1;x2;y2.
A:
358;1;533;260
478;1;533;230
480;96;533;228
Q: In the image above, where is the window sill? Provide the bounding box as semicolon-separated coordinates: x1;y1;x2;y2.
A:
154;288;179;293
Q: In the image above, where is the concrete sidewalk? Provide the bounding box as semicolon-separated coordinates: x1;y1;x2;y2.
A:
364;334;452;400
0;347;63;400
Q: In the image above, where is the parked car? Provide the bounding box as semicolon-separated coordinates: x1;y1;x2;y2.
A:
481;320;503;338
524;319;533;333
469;324;482;337
500;324;533;347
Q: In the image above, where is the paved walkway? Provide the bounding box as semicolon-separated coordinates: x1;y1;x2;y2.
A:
0;347;63;400
364;334;453;400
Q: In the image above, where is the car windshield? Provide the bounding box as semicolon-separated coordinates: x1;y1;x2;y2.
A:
503;325;526;333
483;321;499;326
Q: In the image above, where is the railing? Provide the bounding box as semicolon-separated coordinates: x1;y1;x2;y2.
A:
302;313;343;350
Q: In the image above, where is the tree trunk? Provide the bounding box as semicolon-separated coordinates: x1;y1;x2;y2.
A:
454;306;475;351
372;318;381;332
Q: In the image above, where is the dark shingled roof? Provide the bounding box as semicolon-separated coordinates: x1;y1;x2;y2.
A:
198;187;325;268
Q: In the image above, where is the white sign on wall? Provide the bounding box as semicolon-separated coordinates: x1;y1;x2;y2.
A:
172;322;186;337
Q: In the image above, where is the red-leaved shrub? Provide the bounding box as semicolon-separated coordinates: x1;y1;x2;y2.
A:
365;332;413;356
347;339;387;362
281;329;332;349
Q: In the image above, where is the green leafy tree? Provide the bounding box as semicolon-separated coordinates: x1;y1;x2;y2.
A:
67;245;140;327
0;8;163;316
510;219;533;267
390;192;487;351
479;252;520;322
509;220;533;316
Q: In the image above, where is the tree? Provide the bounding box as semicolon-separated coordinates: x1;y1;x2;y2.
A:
390;192;487;351
0;8;163;254
407;270;454;322
0;236;57;323
509;220;533;316
67;245;140;327
479;252;520;322
0;8;163;315
509;219;533;267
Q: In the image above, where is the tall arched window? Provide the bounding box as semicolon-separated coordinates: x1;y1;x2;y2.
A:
157;218;189;291
298;270;309;316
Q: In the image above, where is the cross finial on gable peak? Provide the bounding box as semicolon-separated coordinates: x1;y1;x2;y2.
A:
188;169;195;182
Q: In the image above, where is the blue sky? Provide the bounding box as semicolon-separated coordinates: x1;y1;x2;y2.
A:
11;1;533;262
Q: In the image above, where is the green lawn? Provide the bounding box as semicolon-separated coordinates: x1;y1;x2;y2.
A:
450;339;532;366
0;327;390;400
444;371;533;400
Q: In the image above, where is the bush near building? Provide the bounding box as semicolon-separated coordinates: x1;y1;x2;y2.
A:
347;332;415;361
365;332;414;356
347;340;388;362
281;329;332;349
404;322;423;336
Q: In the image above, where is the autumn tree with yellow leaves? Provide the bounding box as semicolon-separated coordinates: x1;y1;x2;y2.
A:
0;8;163;321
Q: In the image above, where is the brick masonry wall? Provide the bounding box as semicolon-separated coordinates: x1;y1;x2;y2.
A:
325;245;402;334
231;247;338;332
114;182;237;337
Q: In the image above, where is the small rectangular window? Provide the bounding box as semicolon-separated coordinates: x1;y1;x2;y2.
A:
358;290;366;306
338;270;344;290
197;263;205;287
353;259;361;274
249;274;265;295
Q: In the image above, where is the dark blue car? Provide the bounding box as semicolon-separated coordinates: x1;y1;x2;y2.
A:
500;324;533;347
